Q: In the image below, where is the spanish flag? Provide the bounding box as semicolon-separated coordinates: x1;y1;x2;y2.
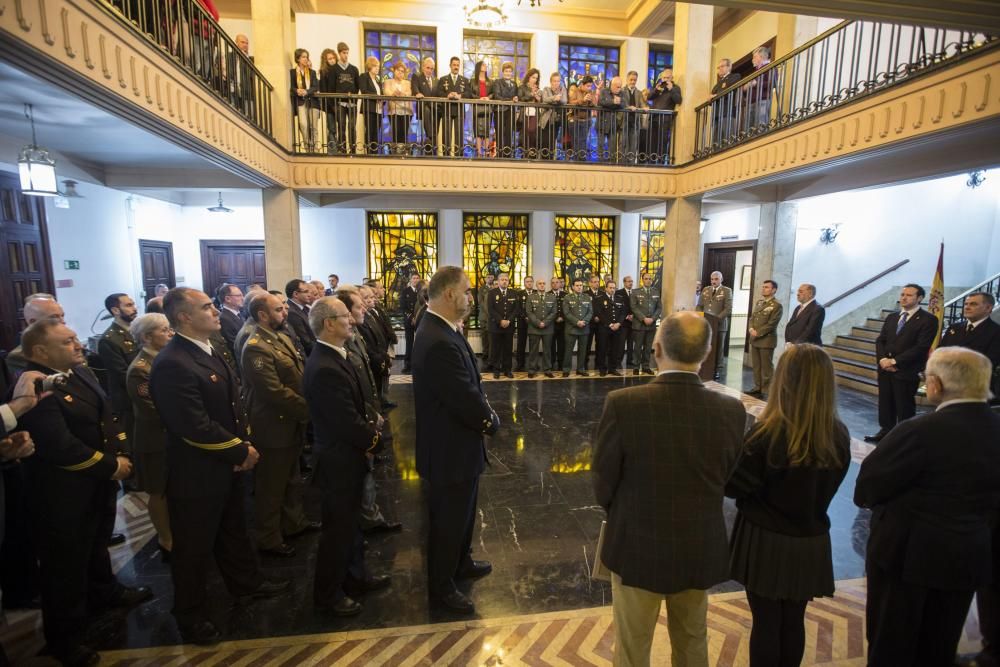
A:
929;242;945;350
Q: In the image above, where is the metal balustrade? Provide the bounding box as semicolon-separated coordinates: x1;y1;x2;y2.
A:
694;21;998;159
101;0;274;137
944;272;1000;328
292;94;677;165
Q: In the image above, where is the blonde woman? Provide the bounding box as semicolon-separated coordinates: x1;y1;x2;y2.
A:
359;56;384;154
383;61;413;154
725;344;850;667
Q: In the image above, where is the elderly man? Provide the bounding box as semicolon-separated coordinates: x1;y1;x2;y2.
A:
216;284;245;359
598;76;625;161
5;295;65;375
593;312;746;666
696;271;733;379
784;283;825;346
855;347;1000;667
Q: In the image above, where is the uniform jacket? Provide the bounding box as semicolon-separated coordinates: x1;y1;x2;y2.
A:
697;285;734;331
551;289;566;324
564;293;593;334
630;286;662;331
126;349;166;455
359;318;390;377
285;300;315;355
487;287;519;333
784;300;826;345
875;308;937;380
525;291;557;335
749;297;783;349
346;337;381;418
593;291;627;328
855;403;1000;590
615;288;634;324
438;73;470;117
150;335;249;499
711;72;742;97
478;285;492;325
593;373;745;594
412;312;497;484
939;317;1000;367
515;288;534;321
98;321;138;414
400;286;420;327
240;325;307;450
368;303;398;346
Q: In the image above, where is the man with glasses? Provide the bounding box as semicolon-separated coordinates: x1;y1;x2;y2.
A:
285;278;317;355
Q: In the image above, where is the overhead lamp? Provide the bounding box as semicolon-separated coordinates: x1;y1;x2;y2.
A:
18;104;58;197
207;192;233;213
464;0;507;28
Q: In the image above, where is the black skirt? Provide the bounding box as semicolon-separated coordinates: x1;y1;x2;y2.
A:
729;513;835;601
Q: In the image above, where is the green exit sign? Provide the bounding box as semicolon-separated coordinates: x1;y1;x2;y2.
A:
64;260;80;270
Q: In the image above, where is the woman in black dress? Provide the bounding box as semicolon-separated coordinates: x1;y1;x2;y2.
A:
726;343;850;667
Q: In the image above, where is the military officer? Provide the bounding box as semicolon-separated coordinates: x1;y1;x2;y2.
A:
514;276;535;372
696;271;734;378
630;272;662;375
549;278;567;372
585;274;602;364
563;279;593;377
747;279;784;396
616;276;635;371
400;273;422;372
487;273;519;378
242;293;315;557
594;280;628;376
98;292;140;458
525;279;557;378
478;274;495;369
358;286;392;405
362;280;399;408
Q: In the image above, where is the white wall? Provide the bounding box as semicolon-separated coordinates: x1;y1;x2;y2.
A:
700;205;761;246
299;207;368;283
219;18;254;52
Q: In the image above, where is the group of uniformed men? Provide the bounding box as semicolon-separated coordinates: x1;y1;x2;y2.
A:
478;272;663;378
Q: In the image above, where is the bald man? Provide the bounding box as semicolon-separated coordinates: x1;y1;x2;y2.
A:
598;76;625;162
6;298;66;375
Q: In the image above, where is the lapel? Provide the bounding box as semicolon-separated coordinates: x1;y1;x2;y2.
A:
176;336;232;390
70;366;106;409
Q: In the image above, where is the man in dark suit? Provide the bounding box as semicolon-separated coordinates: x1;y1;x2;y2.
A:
594;280;628;376
400;273;422;372
411;57;439;156
413;267;499;614
514;276;534;372
940;291;1000;391
151;288;287;645
438;56;469;157
784;283;825;346
593;312;745;665
304;296;390;616
866;284;938;442
710;58;741;147
855;346;1000;667
615;276;635;371
364;279;399;407
17;320;151;665
487;272;519;379
216;283;245;359
98;293;139;461
284;278;316;355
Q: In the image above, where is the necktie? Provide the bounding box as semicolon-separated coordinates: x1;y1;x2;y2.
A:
967;322;974;334
896;311;908;335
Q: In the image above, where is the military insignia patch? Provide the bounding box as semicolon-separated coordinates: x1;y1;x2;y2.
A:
209;373;218;383
63;395;73;403
252;357;264;370
137;382;150;398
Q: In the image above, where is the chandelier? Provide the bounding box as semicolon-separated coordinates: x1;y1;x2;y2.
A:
464;0;507;28
516;0;562;6
18;104;58;197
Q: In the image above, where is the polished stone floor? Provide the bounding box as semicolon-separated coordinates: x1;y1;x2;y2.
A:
1;347;948;663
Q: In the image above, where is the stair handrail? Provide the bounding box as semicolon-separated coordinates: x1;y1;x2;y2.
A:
942;270;1000;327
823;259;909;309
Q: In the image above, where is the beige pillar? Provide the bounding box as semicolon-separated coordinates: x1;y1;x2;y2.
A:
251;0;293;150
660;196;703;313
752;201;798;352
671;3;714;164
262;188;302;287
776;14;819;58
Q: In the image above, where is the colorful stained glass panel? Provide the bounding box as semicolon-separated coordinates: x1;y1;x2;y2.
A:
639;217;665;290
463;213;530;328
553;216;616;284
367;212;438;322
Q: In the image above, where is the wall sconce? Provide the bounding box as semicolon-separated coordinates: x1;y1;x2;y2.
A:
18;104;58;197
967;170;986;189
819;224;840;245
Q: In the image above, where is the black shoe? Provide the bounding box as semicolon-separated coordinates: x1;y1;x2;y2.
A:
158;544;172;564
562;371;570;377
382;400;398;408
259;543;296;558
112;585;153;608
642;368;655;375
633;369;642;375
864;430;888;443
544;372;555;378
505;372;514;379
599;371;608;377
610;370;622;376
576;371;589;377
747;388;763;397
109;533;126;546
455;559;492;579
493;372;501;379
344;574;392;596
286;521;322;539
432;589;475;614
527;372;536;378
315;596;362;616
363;521;403;535
51;643;100;666
178;619;222;646
248;578;291;599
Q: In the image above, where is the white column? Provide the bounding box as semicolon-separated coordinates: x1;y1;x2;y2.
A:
531;211;556;281
754;202;798;348
438;209;464;268
618;213;640;281
661;196;703;312
262;188;302;288
623;37;648;82
533;31;561;78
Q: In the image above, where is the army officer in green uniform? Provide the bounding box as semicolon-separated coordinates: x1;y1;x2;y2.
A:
630;272;662;375
747;279;784;396
562;278;593;377
525;279;557;378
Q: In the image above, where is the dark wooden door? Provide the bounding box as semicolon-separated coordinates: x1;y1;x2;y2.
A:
0;173;55;352
139;239;176;301
200;240;266;295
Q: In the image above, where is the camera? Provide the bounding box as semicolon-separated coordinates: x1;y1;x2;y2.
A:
34;371;71;394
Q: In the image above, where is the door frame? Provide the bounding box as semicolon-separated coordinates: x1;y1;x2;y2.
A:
199;239;266;293
138;239;176;297
701;239;757;354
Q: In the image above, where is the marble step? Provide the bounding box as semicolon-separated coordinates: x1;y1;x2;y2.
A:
850;326;881;341
836;370;878;395
825;344;876;364
834;358;878;380
864;318;887;330
834;335;877;352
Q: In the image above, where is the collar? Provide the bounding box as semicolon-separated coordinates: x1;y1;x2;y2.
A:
657;369;700;377
222;305;241;317
176;331;213;355
427;308;459;332
937;398;987;411
316;339;347;359
799;299;815;309
901;305;919;316
967;317;988;329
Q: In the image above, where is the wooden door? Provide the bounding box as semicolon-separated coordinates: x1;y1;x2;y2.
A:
139;239;176;301
702;240;756;356
200;240;266;295
0;173;55;352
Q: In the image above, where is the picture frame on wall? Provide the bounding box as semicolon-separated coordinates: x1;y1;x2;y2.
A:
740;264;752;290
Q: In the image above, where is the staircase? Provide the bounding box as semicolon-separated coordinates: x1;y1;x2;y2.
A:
827;312;890;396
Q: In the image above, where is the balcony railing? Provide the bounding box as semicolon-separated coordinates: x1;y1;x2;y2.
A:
694;21;998;159
943;271;1000;329
101;0;273;137
292;94;677;165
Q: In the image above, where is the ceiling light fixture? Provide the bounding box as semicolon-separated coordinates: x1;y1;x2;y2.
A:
18;104;58;197
207;192;233;213
514;0;562;6
464;0;507;28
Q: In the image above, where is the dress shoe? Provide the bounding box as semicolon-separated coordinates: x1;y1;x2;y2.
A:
432;589;475;614
562;371;570;377
599;371;608;377
610;370;622;376
544;372;555;378
576;371;589;377
109;533;126;546
363;521;403;535
642;368;655;375
864;430;888;443
158;544;172;564
52;643;101;666
527;372;536;378
505;372;514;379
259;543;296;558
344;574;392;596
633;368;642;375
179;619;223;646
286;522;322;539
455;559;493;579
315;596;362;616
112;585;153;608
493;372;501;379
248;578;291;599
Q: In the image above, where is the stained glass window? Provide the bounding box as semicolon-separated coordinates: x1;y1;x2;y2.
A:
364;28;437;80
367;212;438;322
647;45;674;89
553;216;616;284
558;42;620;89
463;33;531;82
639;217;666;290
463;213;530;328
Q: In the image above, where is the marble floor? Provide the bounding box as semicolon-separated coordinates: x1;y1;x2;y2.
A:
0;350;974;666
